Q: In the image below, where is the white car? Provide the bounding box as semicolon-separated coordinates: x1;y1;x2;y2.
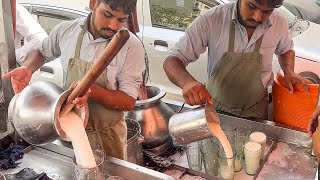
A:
18;0;320;101
18;1;89;87
283;0;320;24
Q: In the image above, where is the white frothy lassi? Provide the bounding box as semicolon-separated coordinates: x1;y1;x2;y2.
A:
244;141;261;175
59;111;96;168
249;132;266;161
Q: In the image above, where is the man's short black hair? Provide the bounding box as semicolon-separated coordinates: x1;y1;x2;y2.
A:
255;0;283;8
99;0;137;14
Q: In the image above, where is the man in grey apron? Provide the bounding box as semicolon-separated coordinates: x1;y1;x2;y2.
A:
3;0;145;160
164;0;309;120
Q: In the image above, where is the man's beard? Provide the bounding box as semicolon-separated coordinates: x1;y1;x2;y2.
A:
237;0;262;29
92;13;117;39
96;27;117;39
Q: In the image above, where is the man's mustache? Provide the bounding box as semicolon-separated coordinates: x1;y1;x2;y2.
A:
247;19;262;25
102;28;117;34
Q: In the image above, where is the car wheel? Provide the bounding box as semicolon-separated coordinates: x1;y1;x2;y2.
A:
298;71;320;84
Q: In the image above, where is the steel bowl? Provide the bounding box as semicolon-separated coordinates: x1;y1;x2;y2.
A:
8;81;88;145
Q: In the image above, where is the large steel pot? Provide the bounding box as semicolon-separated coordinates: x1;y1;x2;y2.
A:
126;118;144;166
126;86;174;155
8;81;88;145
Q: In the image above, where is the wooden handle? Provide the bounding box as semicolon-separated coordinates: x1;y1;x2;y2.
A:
60;29;130;116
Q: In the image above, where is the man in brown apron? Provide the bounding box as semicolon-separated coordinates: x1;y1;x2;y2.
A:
3;0;145;160
164;0;309;120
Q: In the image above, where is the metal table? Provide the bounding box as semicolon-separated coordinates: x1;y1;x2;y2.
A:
164;100;318;180
2;101;319;179
2;143;173;180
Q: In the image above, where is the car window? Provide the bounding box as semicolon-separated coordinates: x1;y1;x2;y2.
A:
38;15;65;34
149;0;220;31
29;5;86;34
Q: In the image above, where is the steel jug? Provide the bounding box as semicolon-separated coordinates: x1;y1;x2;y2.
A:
168;106;213;145
126;86;174;155
8;81;88;145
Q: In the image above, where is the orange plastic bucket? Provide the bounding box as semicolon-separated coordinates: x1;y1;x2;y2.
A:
272;73;319;131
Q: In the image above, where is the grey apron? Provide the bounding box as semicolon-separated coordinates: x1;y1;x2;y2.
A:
65;30;127;160
206;22;268;119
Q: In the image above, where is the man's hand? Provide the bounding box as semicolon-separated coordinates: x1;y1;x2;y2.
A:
182;81;213;106
283;71;312;94
69;81;91;108
2;66;33;94
308;106;320;137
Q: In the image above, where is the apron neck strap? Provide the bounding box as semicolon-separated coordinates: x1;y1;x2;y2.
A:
229;22;264;53
228;22;236;52
74;30;85;59
254;35;263;52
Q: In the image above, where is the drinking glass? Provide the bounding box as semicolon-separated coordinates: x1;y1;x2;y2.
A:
186;141;202;171
244;141;262;176
218;146;235;180
200;138;220;176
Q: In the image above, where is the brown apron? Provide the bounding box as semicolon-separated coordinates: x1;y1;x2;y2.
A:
206;22;268;119
65;30;127;160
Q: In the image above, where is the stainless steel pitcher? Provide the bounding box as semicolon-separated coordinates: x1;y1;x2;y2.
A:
8;81;88;145
168;106;213;145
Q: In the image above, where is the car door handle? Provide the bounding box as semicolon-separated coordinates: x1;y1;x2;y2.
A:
154;40;168;47
154;40;168;52
40;66;54;74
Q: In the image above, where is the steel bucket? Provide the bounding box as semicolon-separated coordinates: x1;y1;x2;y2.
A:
8;81;88;145
126;118;144;166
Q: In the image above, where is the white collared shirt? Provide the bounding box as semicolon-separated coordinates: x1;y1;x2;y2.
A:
39;16;145;99
166;2;293;87
15;3;47;62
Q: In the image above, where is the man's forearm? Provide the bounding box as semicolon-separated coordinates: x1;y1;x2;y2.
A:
21;49;45;73
89;84;136;111
163;56;197;89
278;50;295;74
